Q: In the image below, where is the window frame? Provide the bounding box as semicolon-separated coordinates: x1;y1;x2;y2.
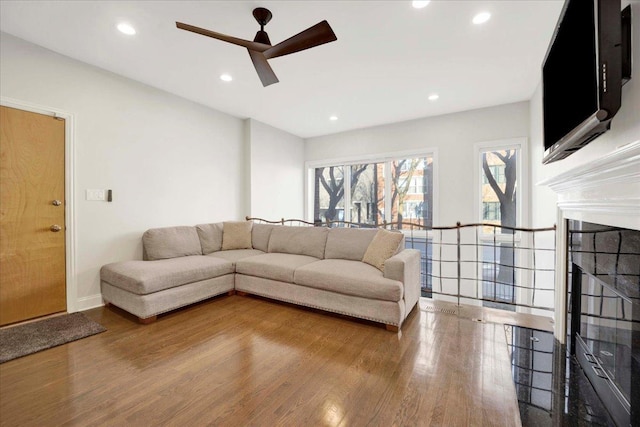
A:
473;137;529;309
473;138;528;241
305;148;439;235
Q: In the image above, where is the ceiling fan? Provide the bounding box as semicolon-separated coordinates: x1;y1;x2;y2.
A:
176;8;337;87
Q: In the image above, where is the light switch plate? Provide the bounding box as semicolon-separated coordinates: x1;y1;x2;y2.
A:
86;189;106;201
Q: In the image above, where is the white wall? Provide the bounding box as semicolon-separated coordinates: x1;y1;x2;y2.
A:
1;33;245;309
305;102;531;227
246;119;305;220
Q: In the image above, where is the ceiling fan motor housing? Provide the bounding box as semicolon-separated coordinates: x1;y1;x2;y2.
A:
253;8;273;27
254;30;271;45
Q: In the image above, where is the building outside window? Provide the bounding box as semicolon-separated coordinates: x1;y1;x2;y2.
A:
402;201;425;219
408;176;424;194
482;165;506;184
483;201;501;221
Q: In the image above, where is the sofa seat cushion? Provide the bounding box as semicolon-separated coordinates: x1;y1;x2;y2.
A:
236;253;320;283
100;256;234;295
294;259;403;302
207;249;265;267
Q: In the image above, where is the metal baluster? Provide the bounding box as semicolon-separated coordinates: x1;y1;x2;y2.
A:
532;231;537;307
457;222;461;308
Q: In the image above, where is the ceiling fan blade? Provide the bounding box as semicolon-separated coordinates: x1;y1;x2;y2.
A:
176;22;271;52
248;50;279;87
264;20;337;60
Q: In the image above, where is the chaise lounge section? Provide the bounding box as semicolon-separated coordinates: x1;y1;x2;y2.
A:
100;226;237;323
100;221;421;330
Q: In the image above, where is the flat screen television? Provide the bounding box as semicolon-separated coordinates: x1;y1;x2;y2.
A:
542;0;628;164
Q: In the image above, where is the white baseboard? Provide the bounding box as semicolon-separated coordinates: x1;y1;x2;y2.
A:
75;294;104;312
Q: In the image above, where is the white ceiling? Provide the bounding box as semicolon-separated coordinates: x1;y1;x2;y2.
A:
0;1;563;138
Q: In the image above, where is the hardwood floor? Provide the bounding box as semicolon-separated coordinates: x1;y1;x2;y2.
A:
0;295;537;426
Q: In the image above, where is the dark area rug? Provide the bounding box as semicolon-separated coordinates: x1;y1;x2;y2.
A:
0;312;106;363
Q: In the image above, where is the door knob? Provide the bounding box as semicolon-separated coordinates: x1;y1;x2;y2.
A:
50;225;62;232
52;200;62;206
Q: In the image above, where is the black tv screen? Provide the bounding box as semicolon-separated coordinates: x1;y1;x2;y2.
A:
543;0;598;150
542;0;624;164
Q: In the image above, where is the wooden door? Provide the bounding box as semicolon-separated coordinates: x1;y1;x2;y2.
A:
0;106;66;326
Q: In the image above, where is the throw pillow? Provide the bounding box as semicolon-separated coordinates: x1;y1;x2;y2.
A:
362;229;403;271
221;221;253;250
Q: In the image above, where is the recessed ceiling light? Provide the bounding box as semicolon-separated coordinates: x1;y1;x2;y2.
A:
428;94;439;101
412;1;430;9
117;23;136;35
329;115;338;121
472;12;491;25
220;74;233;82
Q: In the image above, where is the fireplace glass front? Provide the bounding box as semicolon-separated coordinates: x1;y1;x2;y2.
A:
579;273;633;414
568;220;640;427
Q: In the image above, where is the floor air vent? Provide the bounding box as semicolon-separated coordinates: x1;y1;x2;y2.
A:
422;305;457;315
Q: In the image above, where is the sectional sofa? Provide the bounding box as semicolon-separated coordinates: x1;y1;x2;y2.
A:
100;221;421;331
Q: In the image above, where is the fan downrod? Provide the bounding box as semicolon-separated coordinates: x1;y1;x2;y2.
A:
253;8;273;29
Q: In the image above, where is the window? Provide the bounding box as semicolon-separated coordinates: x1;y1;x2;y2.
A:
482;165;506;184
313;166;345;224
400;158;425;172
408;177;424;194
479;149;518;233
310;153;435;229
390;157;433;227
475;139;527;311
482;201;500;221
350;163;383;225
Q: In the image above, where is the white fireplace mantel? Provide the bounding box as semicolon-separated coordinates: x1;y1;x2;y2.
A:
540;140;640;231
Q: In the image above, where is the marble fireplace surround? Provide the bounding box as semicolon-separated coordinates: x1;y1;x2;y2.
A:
541;140;640;342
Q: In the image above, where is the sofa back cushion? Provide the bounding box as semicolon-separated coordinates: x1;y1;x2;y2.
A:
143;226;202;260
221;221;253;250
195;223;224;255
268;226;328;259
252;223;274;252
362;229;405;271
324;228;378;261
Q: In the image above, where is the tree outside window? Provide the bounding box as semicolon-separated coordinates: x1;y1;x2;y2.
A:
350;163;383;225
480;148;518;310
312;155;433;229
390;156;433;229
313;166;345;224
481;150;517;233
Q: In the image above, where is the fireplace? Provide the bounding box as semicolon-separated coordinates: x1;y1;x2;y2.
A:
567;220;639;426
539;140;640;426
